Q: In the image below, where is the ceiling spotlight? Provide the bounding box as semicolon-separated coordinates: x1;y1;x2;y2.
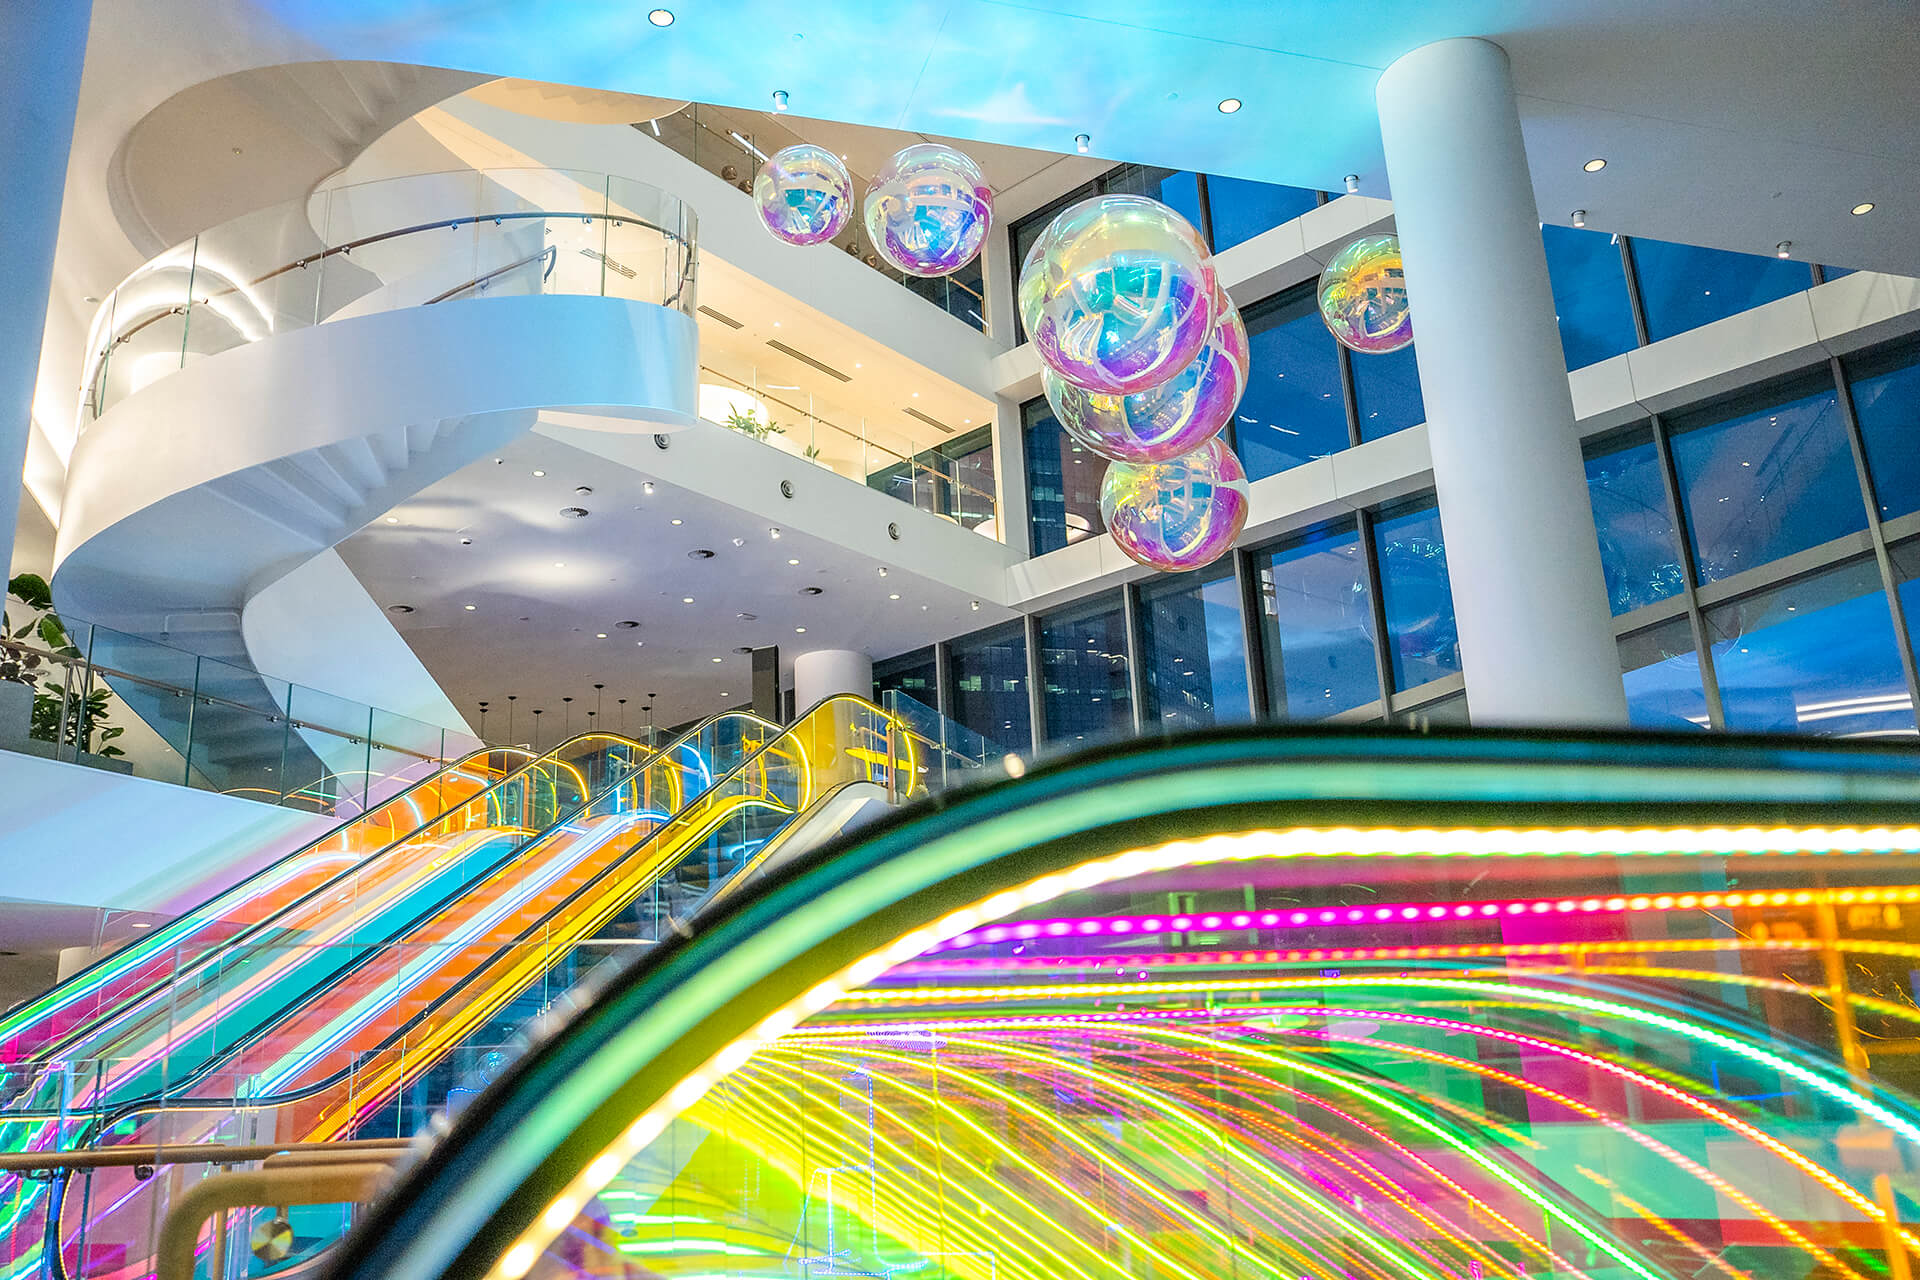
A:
769;526;782;539
682;596;695;603
574;485;593;496
1583;157;1607;173
888;593;900;600
711;656;723;663
970;600;981;611
1217;97;1242;114
647;7;674;25
736;612;757;621
1073;133;1092;154
1344;174;1360;194
1853;202;1876;216
636;640;645;647
1571;209;1588;228
800;586;823;596
384;516;399;524
772;89;789;112
554;561;566;568
795;626;807;634
642;481;655;495
732;537;746;547
596;632;608;639
463;603;477;611
670;518;684;526
787;557;800;565
1776;241;1793;258
459;536;473;546
532;469;546;477
877;567;888;577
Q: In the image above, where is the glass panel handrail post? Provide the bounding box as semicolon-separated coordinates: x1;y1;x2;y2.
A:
182;655;200;788
363;705;374;813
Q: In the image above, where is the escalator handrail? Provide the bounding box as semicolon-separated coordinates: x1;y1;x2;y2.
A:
0;743;526;1048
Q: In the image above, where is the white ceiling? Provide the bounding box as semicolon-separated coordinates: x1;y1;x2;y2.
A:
335;429;1017;734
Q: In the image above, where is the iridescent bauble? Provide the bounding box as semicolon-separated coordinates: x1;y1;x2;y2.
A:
1043;296;1248;464
1100;437;1250;573
1317;235;1413;354
753;144;853;246
1018;194;1217;396
860;143;993;277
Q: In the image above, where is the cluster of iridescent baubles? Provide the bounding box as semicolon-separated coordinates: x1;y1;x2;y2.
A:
1317;234;1413;354
1018;194;1250;572
753;142;993;278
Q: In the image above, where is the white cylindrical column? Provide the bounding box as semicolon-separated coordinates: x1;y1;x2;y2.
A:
0;1;90;576
793;649;873;712
1376;38;1628;726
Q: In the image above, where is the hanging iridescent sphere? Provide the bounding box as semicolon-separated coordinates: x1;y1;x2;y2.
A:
1043;293;1248;464
1317;235;1413;354
860;143;993;277
752;144;854;247
1018;194;1217;396
1100;436;1250;573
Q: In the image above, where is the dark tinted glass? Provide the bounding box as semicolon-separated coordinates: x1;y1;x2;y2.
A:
1350;342;1424;441
874;648;937;709
1038;594;1131;746
1618;617;1710;730
1023;397;1107;555
947;623;1030;749
1584;427;1685;615
1205;177;1318;251
1540;224;1638;369
1668;376;1866;582
1373;498;1460;690
1252;521;1380;718
1820;265;1858;283
1138;565;1251;727
1707;558;1912;737
1631;238;1813;342
1846;340;1920;520
1236;286;1349;480
1101;165;1205;241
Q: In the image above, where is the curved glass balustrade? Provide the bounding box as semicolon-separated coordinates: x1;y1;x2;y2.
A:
79;167;697;425
322;728;1920;1280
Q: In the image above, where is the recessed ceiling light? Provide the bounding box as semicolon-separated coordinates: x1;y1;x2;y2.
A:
688;548;716;559
888;593;900;600
647;7;673;25
387;604;414;614
1583;157;1607;172
799;586;823;596
384;516;399;524
795;626;807;634
1217;97;1242;114
854;363;862;370
596;632;608;638
1853;202;1876;216
532;469;546;477
787;557;800;565
671;518;684;526
682;596;695;603
554;561;566;568
617;620;640;628
636;640;644;647
560;506;589;519
732;537;746;547
463;604;476;611
711;656;723;663
131;921;151;929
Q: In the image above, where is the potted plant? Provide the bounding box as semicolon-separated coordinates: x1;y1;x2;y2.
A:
2;573;126;767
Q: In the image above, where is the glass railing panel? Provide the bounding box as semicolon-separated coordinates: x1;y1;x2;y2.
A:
606;174;698;315
93;239;197;419
468;167;606;303
183;196;330;359
280;683;375;816
364;711;455;811
882;688;1007;794
316;169;485;322
78;625;200;781
183;659;295;809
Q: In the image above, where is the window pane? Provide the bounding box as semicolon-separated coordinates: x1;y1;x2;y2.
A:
947;623;1030;748
1846;340;1920;521
1038;594;1131;747
1541;224;1638;369
874;648;937;710
1403;693;1468;728
1619;617;1710;729
1204;177;1318;252
1252;521;1380;718
1707;558;1914;737
1893;540;1920;690
1101;165;1205;241
1820;265;1857;283
1350;342;1424;441
1139;566;1251;728
1236;285;1349;480
1584;427;1685;615
1631;238;1813;342
1022;396;1107;555
1669;376;1865;582
1373;499;1460;690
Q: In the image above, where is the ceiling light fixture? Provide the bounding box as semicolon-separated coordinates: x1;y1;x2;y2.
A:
560;506;589;519
1344;174;1360;194
772;89;789;113
384;516;399;524
554;561;566;568
795;626;807;634
1217;97;1242;114
642;481;655;495
711;656;723;663
670;518;683;526
1074;133;1091;154
463;604;476;611
888;593;900;600
1776;241;1793;258
386;604;413;614
688;548;716;559
682;596;695;603
970;600;981;611
769;526;782;539
1583;157;1607;172
1853;202;1875;216
647;7;674;25
1571;209;1587;228
877;567;888;577
799;586;823;596
787;557;800;565
596;632;608;638
532;469;546;477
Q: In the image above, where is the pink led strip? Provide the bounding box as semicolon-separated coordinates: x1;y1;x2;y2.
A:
936;884;1920;952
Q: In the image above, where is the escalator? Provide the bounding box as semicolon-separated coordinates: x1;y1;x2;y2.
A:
306;726;1920;1280
2;697;916;1280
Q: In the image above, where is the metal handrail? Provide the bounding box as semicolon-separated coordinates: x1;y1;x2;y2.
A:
0;1137;413;1174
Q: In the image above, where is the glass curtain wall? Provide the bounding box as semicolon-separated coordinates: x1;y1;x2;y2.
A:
1137;565;1252;728
946;623;1030;749
1036;594;1131;746
1251;520;1382;718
